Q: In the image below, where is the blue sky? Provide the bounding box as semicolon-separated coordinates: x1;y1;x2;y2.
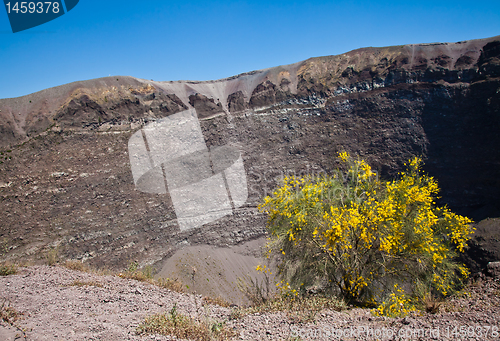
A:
1;0;499;99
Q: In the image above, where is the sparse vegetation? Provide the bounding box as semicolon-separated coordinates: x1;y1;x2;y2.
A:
0;238;9;257
63;260;92;273
118;260;153;281
0;263;17;276
62;259;186;293
237;272;273;306
46;247;59;266
0;239;17;276
1;299;21;324
117;261;185;293
236;273;346;323
136;303;237;341
202;296;231;308
156;277;185;293
244;293;346;322
61;260;114;276
421;292;443;314
69;280;104;288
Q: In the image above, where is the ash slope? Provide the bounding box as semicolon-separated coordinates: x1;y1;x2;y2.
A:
0;36;499;276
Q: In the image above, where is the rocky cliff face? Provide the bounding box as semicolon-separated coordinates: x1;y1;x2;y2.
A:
0;36;499;273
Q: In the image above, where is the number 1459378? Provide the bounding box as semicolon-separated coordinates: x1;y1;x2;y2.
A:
5;2;61;14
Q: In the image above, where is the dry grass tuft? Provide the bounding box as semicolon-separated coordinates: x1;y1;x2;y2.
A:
236;274;346;322
62;259;185;293
137;303;237;341
45;247;59;266
69;280;104;288
118;262;185;293
244;294;346;323
422;293;442;314
156;277;185;293
0;263;17;276
237;274;272;307
1;299;22;324
62;260;113;276
202;296;231;308
117;272;185;293
118;270;153;282
63;260;92;272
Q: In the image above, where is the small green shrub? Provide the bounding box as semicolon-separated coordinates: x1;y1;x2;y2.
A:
127;260;139;273
0;238;9;257
142;265;154;279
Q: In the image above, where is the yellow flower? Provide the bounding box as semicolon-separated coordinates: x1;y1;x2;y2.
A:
338;151;349;162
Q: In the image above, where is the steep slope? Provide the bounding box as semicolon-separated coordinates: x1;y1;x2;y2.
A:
0;36;499;282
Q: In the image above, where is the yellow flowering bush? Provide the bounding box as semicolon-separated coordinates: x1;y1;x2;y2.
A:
259;153;474;315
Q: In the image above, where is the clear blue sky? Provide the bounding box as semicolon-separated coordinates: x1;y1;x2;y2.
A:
1;0;499;99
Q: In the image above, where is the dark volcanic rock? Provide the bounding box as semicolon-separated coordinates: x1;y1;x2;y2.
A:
486;261;500;278
188;93;225;119
227;91;248;113
249;80;292;108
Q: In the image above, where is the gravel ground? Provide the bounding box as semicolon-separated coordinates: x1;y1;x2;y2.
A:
1;265;499;340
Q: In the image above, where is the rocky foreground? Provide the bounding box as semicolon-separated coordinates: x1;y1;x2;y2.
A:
0;265;499;340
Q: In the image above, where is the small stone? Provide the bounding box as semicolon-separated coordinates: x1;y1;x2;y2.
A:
402;317;411;325
486;261;500;278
